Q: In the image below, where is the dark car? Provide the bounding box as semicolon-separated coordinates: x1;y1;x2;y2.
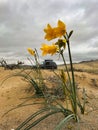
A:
40;59;57;69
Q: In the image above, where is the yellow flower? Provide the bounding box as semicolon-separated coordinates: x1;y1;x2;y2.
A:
44;20;66;41
40;44;49;56
44;24;57;41
49;44;58;55
55;39;66;49
27;48;35;56
40;44;58;56
55;20;66;37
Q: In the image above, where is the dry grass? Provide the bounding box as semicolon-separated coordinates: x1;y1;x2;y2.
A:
0;60;98;130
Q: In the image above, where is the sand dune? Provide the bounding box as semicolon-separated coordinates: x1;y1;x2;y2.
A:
0;60;98;130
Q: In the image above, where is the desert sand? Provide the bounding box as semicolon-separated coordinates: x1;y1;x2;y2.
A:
0;60;98;130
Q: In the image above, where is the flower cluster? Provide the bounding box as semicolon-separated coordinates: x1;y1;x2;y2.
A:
44;20;66;41
40;44;58;56
28;20;66;56
41;20;66;56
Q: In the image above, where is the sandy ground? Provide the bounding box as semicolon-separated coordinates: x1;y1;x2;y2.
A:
0;61;98;130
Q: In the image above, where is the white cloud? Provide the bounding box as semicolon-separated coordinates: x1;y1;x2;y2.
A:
0;0;98;63
0;0;8;3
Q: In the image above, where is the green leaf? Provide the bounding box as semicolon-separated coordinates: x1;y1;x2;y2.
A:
24;110;62;130
68;30;73;39
54;114;75;130
15;105;62;130
15;107;51;130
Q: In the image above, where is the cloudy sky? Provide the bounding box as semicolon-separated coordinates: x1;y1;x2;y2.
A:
0;0;98;64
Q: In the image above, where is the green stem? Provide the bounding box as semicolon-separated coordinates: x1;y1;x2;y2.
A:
64;34;77;119
67;40;75;88
34;49;45;91
61;53;71;87
68;42;77;115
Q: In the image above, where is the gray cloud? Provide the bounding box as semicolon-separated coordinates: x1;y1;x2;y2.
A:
0;0;98;64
